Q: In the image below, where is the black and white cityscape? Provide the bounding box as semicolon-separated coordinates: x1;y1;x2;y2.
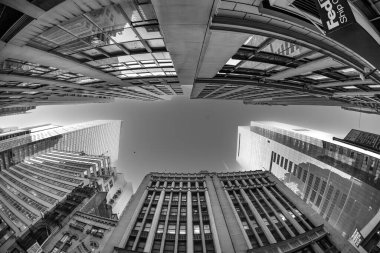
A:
0;0;380;252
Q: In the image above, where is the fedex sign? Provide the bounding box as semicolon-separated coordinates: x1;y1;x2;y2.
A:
315;0;356;34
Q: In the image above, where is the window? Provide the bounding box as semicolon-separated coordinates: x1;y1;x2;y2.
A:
164;241;175;252
276;154;280;164
172;194;179;201
167;224;176;234
280;157;284;167
193;224;200;234
134;221;142;231
154;194;160;201
152;240;161;253
165;194;170;201
179;224;186;234
181;194;187;202
242;221;250;230
126;239;134;250
136;240;146;252
288;161;293;173
178;241;186;253
161;206;168;215
141;206;147;214
284;159;288;170
144;223;151;232
149;207;156;215
170;207;178;216
157;222;164;233
204;224;211;234
180;207;187;216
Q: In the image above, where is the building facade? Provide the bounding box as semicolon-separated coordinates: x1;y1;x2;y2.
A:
1;0;380;114
0;120;122;170
99;170;359;253
237;121;380;252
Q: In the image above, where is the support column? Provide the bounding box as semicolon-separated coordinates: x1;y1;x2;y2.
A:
144;190;165;252
187;189;193;253
205;190;222;253
239;188;277;244
160;192;172;253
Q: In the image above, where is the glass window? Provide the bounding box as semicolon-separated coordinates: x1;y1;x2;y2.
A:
181;194;187;202
161;206;168;215
154;194;160;200
280;157;284;167
149;206;156;214
180;224;186;234
167;224;176;234
193;224;200;234
144;223;151;232
242;221;250;230
204;224;211;234
170;207;178;216
157;222;164;233
164;194;170;201
134;221;142;230
180;207;187;216
172;194;179;201
141;206;147;214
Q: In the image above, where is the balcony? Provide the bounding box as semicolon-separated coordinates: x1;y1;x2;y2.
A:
166;234;176;240
204;234;213;240
193;234;202;241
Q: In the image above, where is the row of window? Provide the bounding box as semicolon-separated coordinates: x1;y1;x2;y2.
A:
7;169;67;197
150;181;206;188
14;165;75;191
1;173;57;204
20;162;83;184
0;177;48;212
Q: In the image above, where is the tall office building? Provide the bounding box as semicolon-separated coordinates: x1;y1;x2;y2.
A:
0;149;116;252
237;122;380;252
0;120;122;170
98;170;361;253
0;0;380;114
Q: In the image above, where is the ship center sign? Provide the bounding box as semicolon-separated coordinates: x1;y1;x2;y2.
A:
315;0;356;34
314;0;380;70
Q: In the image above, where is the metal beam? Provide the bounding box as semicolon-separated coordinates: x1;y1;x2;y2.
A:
268;57;342;80
0;44;126;86
0;0;45;19
195;77;332;96
333;91;380;97
313;79;375;88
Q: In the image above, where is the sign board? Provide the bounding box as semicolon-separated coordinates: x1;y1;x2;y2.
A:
27;242;42;253
344;129;380;153
314;0;356;34
351;228;363;247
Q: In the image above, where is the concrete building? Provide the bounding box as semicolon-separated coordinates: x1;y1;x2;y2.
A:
95;170;364;253
237;121;380;252
1;0;380;114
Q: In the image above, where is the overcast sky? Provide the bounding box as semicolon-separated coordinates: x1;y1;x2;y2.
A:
2;86;380;189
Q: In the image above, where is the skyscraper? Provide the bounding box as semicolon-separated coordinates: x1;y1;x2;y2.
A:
0;120;122;170
237;121;380;252
100;170;358;253
0;120;129;252
0;0;380;114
